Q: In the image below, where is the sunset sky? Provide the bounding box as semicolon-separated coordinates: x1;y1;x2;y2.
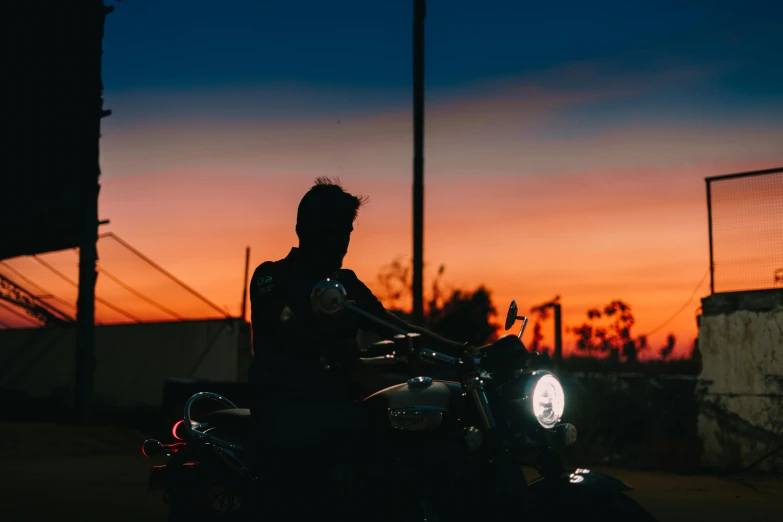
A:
2;0;782;358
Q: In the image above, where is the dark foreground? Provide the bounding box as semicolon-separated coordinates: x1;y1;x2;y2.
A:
0;422;781;522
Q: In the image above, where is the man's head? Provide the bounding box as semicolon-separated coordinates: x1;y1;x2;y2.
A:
296;177;367;273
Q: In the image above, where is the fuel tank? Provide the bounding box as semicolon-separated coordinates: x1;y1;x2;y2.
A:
363;376;485;483
363;376;465;433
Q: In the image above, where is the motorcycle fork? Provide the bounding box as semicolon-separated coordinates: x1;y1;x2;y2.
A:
492;453;529;494
534;447;566;479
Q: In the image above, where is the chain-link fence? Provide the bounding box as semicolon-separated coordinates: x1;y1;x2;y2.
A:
706;167;783;294
0;232;232;328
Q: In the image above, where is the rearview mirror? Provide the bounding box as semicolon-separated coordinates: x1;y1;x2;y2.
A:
505;300;518;330
310;279;347;315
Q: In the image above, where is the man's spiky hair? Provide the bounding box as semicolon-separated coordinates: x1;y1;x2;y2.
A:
296;177;368;232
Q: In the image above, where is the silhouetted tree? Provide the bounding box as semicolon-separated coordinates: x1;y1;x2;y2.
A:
376;256;415;311
569;300;649;361
429;286;498;347
660;334;676;359
376;256;498;346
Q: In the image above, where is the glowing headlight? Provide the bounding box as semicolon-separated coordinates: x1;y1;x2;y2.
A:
522;371;565;429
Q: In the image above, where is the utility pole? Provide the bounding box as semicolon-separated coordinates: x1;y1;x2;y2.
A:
412;0;426;325
75;0;112;425
241;247;250;321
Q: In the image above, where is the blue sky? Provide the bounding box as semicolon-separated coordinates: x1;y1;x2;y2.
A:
60;0;782;354
104;1;782;94
102;0;783;138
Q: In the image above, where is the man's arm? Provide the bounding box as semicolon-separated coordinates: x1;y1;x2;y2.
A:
249;263;288;358
345;270;469;352
383;310;470;352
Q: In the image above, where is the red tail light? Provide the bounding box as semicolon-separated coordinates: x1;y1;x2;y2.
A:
141;439;186;458
142;439;162;457
172;419;186;440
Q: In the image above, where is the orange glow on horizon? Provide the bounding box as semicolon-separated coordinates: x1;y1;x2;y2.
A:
3;73;782;361
5;159;781;360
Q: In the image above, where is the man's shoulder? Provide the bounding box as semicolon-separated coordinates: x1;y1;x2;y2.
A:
252;258;289;278
336;268;361;282
250;258;290;295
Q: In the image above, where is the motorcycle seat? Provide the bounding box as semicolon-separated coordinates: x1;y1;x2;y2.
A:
205;408;252;442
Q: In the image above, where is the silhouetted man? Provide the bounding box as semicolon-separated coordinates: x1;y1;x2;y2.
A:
248;177;465;520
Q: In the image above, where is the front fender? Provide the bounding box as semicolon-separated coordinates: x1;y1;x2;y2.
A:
528;468;633;494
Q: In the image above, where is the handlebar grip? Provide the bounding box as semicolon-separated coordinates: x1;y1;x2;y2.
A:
363;340;396;358
358;355;399;365
364;336;476;368
393;332;422;353
419;348;459;365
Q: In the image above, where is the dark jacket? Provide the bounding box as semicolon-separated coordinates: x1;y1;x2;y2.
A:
248;247;390;402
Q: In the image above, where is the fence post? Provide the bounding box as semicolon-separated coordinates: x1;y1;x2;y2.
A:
554;303;562;370
706;179;715;295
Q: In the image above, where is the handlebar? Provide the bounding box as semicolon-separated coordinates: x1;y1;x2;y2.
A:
362;340;397;358
360;338;481;368
358;354;399;365
317;288;507;434
420;348;460;365
324;291;498;432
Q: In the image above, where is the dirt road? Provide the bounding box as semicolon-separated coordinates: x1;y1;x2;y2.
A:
0;422;780;521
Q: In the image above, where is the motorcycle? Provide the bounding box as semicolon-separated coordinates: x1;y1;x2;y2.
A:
141;279;655;521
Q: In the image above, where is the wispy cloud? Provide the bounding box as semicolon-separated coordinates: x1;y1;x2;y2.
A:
101;58;758;181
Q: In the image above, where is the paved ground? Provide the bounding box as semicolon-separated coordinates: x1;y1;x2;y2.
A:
0;422;781;521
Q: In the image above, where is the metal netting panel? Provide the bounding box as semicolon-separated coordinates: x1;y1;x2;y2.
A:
707;168;783;293
0;233;230;329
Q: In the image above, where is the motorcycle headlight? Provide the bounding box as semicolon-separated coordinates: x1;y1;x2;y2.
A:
519;371;565;429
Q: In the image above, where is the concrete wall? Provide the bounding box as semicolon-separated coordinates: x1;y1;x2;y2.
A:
697;289;783;472
0;319;251;409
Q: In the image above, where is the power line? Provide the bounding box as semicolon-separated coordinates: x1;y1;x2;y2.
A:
0;300;41;326
30;255;142;323
0;260;78;314
72;240;186;319
96;264;184;320
0;273;73;325
642;268;710;338
102;233;230;318
68;247;185;320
